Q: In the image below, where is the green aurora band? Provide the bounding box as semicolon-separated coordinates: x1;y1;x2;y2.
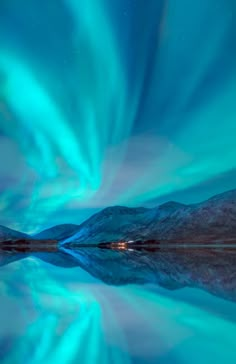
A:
0;257;236;363
0;0;235;233
0;3;236;363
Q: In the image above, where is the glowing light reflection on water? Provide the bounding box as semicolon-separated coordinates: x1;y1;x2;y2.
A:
0;255;236;364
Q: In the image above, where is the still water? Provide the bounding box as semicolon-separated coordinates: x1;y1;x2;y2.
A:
0;246;236;364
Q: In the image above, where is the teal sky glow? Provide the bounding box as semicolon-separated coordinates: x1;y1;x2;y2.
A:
0;257;236;363
0;0;235;232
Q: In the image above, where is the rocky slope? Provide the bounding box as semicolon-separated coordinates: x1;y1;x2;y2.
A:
61;189;236;244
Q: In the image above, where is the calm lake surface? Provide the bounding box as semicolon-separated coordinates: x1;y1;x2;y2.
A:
0;246;236;364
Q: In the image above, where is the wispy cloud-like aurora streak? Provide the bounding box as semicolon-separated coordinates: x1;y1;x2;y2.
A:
0;0;235;232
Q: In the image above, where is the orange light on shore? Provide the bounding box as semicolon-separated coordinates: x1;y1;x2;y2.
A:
110;241;129;250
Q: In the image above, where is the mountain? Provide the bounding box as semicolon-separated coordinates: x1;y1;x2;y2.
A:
1;189;236;244
33;224;79;240
0;225;29;242
60;189;236;244
62;202;189;244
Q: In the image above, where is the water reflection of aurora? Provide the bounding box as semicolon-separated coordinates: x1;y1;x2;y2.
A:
0;257;236;364
0;0;235;233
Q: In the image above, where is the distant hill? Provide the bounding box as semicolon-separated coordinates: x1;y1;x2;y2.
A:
33;224;79;241
0;225;29;242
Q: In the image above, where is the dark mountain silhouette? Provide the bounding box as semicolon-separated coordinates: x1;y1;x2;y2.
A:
61;188;236;244
0;225;29;242
33;224;79;240
0;188;236;244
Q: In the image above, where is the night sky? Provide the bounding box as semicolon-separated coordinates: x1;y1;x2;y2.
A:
0;0;235;233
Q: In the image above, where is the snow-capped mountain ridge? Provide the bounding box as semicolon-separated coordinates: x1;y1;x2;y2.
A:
62;188;236;244
0;189;236;243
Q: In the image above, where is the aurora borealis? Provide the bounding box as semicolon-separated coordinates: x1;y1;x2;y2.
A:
1;257;236;364
0;0;236;233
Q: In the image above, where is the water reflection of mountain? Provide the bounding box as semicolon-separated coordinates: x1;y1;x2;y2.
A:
62;246;236;302
0;244;235;303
